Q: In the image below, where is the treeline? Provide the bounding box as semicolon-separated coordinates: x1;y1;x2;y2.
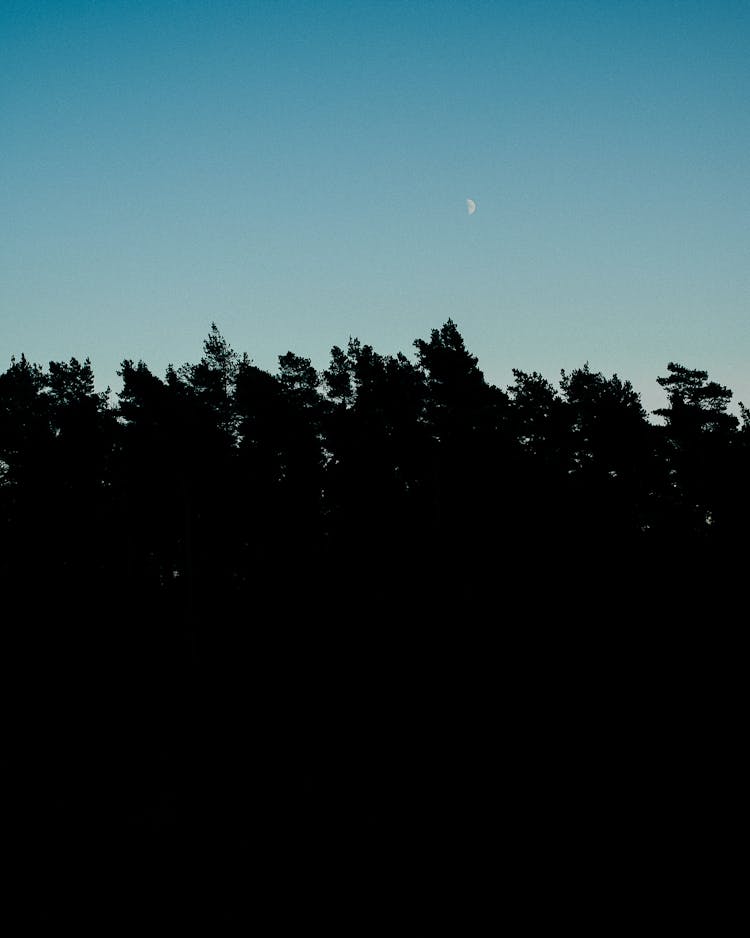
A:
1;319;747;620
2;320;743;916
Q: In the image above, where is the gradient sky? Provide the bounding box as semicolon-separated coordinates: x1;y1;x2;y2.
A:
2;0;749;413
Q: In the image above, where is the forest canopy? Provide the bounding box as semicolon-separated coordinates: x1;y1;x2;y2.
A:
1;320;747;629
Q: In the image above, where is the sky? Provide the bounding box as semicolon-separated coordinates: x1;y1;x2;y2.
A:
2;0;749;414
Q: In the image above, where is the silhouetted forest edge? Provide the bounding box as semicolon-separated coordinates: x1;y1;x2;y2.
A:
3;319;746;604
2;320;742;918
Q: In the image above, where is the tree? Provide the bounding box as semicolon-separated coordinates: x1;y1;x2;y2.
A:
654;362;737;438
560;364;648;470
322;338;428;542
414;319;488;430
178;323;239;440
651;363;740;585
560;364;656;530
507;369;568;461
278;351;322;411
322;344;354;407
0;355;54;608
115;359;186;594
0;354;51;489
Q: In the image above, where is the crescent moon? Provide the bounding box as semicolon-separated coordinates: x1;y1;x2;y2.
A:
466;198;476;215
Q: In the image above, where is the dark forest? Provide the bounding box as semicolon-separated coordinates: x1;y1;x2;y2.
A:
2;321;743;921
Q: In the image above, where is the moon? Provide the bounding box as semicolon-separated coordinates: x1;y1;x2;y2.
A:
466;198;476;215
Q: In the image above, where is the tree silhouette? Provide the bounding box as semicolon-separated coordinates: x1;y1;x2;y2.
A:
654;363;737;537
560;364;654;537
0;354;53;603
1;322;743;915
655;362;736;435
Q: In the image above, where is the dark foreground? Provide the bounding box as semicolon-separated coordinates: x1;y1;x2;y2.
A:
4;547;740;926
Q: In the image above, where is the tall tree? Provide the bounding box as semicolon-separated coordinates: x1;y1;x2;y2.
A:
560;364;655;539
414;319;489;436
653;362;738;536
0;355;53;603
0;354;51;490
178;322;240;440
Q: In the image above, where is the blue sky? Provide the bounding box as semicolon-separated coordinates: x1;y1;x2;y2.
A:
2;0;749;413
